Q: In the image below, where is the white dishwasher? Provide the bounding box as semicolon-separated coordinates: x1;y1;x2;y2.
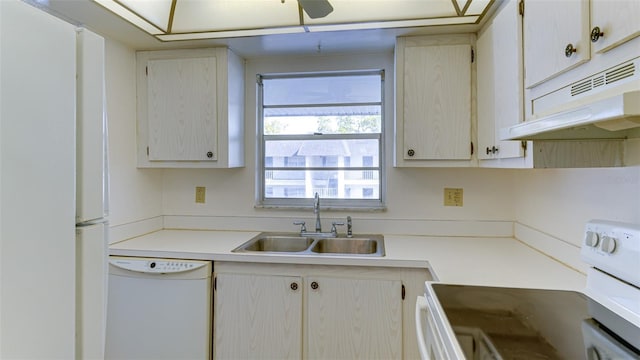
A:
105;256;213;360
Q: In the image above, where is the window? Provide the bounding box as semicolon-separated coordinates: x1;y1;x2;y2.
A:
258;71;384;208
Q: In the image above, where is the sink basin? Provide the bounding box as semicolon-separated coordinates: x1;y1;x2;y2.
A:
236;234;313;253
232;232;384;257
311;237;382;255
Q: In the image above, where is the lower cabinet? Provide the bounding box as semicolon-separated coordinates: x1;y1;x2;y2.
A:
306;276;402;359
213;262;430;359
214;273;303;359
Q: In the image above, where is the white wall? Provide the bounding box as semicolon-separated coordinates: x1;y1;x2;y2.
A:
161;52;516;236
515;166;640;244
105;40;163;242
105;42;639;273
513;164;640;272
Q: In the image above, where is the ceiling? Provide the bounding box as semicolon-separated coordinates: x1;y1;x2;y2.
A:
31;0;500;58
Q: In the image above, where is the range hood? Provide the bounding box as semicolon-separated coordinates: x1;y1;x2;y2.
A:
500;90;640;141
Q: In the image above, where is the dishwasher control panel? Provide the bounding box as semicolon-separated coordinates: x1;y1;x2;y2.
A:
109;257;208;274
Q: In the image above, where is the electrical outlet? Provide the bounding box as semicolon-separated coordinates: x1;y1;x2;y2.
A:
195;186;206;204
444;188;463;207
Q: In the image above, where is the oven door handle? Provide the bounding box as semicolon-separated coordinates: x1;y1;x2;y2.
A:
415;295;430;360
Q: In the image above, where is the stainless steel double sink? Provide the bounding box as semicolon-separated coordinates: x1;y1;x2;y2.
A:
232;232;385;257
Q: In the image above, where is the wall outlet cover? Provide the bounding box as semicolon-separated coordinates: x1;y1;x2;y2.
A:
444;188;463;206
195;186;206;203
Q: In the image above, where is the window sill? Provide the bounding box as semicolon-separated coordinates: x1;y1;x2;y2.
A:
254;204;387;212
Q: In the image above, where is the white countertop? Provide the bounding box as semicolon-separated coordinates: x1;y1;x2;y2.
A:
109;230;586;291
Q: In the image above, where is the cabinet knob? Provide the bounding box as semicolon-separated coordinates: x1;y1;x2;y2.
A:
590;26;604;43
486;147;491;155
206;151;214;158
310;281;319;290
290;282;298;291
407;149;415;157
564;43;577;58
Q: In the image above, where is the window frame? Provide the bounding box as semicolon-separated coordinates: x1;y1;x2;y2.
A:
257;70;386;210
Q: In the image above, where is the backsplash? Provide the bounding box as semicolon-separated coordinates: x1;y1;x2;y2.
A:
105;39;640;267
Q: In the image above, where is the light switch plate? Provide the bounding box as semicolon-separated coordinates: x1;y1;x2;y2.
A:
444;188;463;206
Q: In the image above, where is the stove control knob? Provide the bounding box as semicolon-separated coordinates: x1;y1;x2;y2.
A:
585;231;599;247
600;236;617;254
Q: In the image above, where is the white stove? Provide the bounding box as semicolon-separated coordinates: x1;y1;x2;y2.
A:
417;220;640;359
581;220;640;359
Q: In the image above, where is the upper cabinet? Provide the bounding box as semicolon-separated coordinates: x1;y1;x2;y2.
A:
523;0;640;89
506;0;640;168
590;0;640;54
523;0;590;88
395;34;474;167
477;0;525;163
136;48;244;168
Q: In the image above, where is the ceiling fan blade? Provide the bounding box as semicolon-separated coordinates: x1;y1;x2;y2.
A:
298;0;333;19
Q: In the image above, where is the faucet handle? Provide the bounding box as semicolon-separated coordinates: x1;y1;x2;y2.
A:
293;221;306;233
330;221;345;235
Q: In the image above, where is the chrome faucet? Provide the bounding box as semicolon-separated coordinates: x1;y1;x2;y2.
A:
293;193;345;237
313;192;321;232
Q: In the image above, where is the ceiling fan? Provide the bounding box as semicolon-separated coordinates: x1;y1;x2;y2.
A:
297;0;334;19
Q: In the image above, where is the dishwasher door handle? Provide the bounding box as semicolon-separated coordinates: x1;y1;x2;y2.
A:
415;295;430;360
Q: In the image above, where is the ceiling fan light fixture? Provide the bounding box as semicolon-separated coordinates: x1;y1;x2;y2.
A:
91;0;493;41
298;0;333;19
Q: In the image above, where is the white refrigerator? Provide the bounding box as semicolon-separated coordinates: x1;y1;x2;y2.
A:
76;28;110;360
0;1;107;358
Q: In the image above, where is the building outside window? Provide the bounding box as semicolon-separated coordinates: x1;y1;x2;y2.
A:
257;70;384;208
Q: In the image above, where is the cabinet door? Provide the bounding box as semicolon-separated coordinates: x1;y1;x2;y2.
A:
214;273;302;359
477;22;496;160
306;277;402;359
591;0;640;54
486;0;525;160
493;0;524;159
402;44;472;160
523;0;590;88
147;56;217;161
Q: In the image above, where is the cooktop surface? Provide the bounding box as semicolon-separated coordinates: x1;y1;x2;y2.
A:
432;284;640;359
